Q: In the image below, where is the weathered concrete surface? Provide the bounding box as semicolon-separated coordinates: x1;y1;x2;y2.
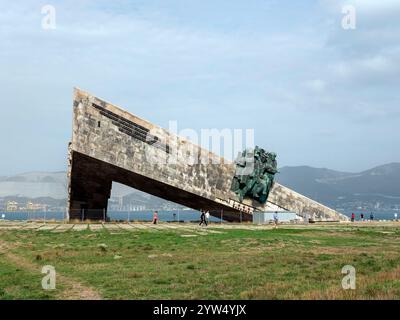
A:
68;88;348;222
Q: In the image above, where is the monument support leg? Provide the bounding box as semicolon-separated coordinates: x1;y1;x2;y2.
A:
68;154;112;221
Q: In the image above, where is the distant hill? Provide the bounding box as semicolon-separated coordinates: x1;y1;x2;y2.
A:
0;171;66;183
0;172;67;199
276;163;400;209
0;172;144;199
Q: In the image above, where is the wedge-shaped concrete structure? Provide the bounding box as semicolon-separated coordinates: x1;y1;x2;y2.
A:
68;88;348;222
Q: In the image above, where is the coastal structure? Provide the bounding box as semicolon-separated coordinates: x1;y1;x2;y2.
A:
6;201;18;212
68;88;348;222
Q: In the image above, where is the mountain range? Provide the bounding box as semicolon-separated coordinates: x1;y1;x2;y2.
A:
276;163;400;210
1;163;399;211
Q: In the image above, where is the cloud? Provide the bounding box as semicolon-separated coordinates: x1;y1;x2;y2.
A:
321;0;400;14
330;54;400;84
304;79;327;92
351;0;400;15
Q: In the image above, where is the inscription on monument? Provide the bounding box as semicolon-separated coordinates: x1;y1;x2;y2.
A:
92;103;170;153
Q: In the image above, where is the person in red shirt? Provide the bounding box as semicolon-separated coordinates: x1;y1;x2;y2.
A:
351;213;355;222
152;211;158;224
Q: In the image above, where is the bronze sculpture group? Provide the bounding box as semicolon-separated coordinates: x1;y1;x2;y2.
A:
231;146;278;204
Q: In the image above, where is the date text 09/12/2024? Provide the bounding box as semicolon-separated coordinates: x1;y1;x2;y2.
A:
153;304;247;318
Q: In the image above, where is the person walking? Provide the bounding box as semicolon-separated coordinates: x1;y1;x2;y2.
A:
199;210;207;227
205;211;210;226
351;212;355;222
273;211;279;229
152;211;158;224
370;213;374;221
360;213;364;221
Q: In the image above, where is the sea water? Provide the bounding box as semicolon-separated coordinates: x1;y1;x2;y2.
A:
0;210;222;222
0;210;398;222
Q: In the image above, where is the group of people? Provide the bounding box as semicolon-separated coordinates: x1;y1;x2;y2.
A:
152;210;397;224
151;209;211;226
351;212;400;222
351;212;374;222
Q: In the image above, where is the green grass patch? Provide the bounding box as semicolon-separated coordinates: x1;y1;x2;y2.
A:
0;224;399;299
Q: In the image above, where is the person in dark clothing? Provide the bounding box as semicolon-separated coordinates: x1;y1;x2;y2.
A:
360;213;364;221
370;213;374;221
351;212;355;222
199;210;207;226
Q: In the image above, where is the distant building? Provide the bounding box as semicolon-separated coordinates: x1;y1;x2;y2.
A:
6;201;18;212
26;201;47;211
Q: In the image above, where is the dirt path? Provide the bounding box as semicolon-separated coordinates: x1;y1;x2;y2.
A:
0;240;102;300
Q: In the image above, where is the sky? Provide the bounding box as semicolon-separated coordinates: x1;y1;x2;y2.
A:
0;0;399;175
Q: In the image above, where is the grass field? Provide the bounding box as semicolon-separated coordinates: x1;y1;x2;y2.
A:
0;221;399;300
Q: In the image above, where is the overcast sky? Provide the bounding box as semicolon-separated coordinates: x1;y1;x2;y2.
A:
0;0;399;175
